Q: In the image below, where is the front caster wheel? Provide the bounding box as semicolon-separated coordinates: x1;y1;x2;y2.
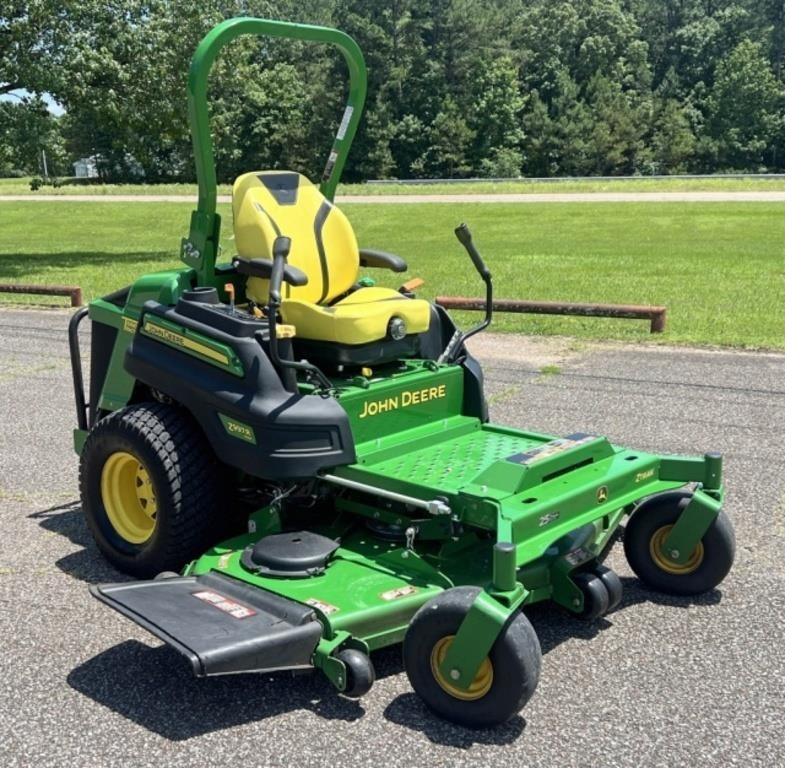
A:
403;587;541;728
573;571;610;620
592;565;623;612
624;492;735;595
336;648;375;698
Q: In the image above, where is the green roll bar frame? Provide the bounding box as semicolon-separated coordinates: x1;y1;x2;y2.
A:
179;17;368;286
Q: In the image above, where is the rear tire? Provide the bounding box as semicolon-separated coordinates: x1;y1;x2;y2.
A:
80;403;223;578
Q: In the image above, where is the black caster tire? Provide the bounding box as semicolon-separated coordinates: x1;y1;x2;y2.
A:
337;648;375;698
80;403;223;579
624;491;735;595
154;571;181;580
573;571;610;620
592;565;623;612
403;586;541;728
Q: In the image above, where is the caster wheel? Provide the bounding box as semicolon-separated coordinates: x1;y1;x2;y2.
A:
592;565;622;612
573;571;610;620
624;492;735;595
336;648;375;698
403;586;541;728
153;570;181;580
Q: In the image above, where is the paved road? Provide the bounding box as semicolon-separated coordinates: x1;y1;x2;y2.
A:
2;191;785;204
1;309;784;767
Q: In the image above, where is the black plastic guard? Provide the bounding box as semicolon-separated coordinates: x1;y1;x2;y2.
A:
90;572;322;677
125;299;356;480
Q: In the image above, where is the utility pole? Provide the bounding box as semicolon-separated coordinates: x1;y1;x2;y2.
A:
41;149;49;179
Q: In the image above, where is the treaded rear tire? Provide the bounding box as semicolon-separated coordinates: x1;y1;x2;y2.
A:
80;402;223;578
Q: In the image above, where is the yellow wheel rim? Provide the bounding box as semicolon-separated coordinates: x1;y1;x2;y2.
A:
430;635;494;701
100;451;158;544
649;525;704;575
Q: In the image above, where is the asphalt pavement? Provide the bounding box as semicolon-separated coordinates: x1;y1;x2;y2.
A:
1;308;784;767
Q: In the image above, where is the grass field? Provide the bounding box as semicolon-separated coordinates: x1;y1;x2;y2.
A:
1;199;784;348
4;175;785;197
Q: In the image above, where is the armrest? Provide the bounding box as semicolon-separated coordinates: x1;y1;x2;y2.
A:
232;257;308;287
359;248;408;273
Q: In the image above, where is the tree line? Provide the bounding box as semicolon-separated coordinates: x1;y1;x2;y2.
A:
2;0;784;182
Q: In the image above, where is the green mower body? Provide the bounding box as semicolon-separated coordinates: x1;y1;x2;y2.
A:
69;18;735;728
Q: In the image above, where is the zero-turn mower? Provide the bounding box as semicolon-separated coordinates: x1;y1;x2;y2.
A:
69;17;735;728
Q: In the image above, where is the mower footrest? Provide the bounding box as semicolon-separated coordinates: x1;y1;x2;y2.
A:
91;571;322;676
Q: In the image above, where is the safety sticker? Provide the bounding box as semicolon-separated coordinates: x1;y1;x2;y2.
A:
192;590;256;619
506;433;596;465
336;106;354;140
380;585;418;601
564;547;592;566
322;150;339;180
306;597;339;614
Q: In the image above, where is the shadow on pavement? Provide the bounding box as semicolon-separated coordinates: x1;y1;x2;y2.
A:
28;499;124;583
67;641;366;740
383;693;526;747
526;577;723;655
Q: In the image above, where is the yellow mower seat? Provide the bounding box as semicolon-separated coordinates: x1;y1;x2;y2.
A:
233;171;430;346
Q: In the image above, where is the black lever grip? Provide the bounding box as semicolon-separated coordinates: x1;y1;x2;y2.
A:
269;236;292;305
273;236;291;260
454;223;489;278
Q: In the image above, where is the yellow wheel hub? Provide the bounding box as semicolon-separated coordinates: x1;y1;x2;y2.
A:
649;525;704;575
430;635;494;701
100;451;158;545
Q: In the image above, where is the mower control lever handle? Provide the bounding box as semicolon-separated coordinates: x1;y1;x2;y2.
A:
455;223;490;279
269;236;292;306
439;223;493;364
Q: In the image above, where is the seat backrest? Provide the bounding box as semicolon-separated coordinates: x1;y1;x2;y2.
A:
233;171;359;305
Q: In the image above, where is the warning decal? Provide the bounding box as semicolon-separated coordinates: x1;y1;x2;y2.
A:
506;433;596;466
192;590;257;619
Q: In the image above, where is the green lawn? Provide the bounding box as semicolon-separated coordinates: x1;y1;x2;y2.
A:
3;174;785;197
2;199;784;349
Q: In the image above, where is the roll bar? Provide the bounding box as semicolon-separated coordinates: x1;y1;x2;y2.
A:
180;17;367;284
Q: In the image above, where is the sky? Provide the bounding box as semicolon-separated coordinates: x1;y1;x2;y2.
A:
0;89;65;115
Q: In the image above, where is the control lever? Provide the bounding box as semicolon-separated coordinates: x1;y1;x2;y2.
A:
266;236;332;392
438;224;493;364
455;223;490;280
268;236;291;307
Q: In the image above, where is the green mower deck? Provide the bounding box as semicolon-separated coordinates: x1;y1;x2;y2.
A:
75;16;735;729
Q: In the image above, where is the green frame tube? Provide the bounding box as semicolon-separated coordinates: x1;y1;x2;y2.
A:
182;16;367;284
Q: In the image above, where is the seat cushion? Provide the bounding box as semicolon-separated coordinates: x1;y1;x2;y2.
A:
281;287;430;345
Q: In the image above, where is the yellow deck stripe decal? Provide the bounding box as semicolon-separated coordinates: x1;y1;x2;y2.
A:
143;320;230;365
